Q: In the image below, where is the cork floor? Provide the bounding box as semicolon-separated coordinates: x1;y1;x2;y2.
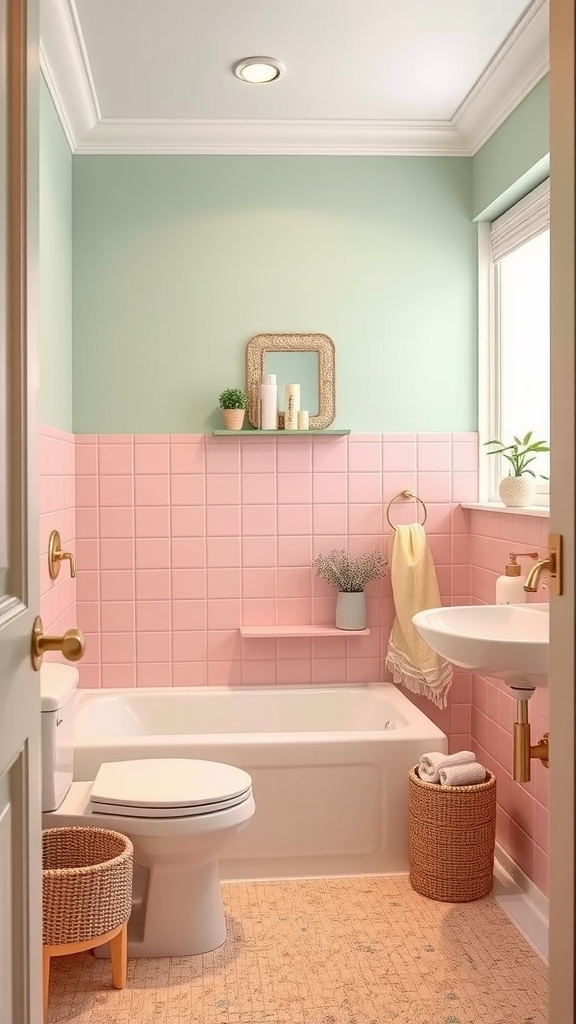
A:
46;876;547;1024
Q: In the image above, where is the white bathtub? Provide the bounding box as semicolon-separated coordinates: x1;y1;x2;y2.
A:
73;683;447;879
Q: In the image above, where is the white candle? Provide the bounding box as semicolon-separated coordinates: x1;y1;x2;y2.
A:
298;410;309;430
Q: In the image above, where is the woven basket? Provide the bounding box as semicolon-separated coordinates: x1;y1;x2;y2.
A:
42;827;133;946
409;766;496;903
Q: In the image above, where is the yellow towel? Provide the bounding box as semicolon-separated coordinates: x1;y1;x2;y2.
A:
385;523;452;709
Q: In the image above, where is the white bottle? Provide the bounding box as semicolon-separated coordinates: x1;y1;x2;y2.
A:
260;374;278;430
284;383;300;430
298;410;310;430
495;555;528;604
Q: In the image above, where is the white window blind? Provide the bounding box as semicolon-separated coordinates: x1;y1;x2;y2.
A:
490;179;550;262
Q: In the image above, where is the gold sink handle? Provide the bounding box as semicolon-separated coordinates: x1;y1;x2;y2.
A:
48;529;76;579
31;615;85;671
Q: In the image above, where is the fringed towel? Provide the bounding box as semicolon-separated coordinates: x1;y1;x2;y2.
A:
385;523;452;709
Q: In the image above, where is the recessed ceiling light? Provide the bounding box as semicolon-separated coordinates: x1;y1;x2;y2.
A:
233;57;285;84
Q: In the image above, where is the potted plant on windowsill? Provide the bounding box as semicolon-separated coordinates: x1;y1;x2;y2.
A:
313;548;388;630
484;432;550;507
219;388;247;430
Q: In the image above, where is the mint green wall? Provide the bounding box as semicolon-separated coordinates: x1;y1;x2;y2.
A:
472;76;549;220
72;156;475;434
39;78;73;431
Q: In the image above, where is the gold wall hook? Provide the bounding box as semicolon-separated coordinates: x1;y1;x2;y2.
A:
31;615;85;671
48;529;76;579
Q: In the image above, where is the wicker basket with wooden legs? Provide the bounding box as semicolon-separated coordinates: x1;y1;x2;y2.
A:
42;826;133;1017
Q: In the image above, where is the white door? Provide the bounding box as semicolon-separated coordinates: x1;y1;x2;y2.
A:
549;0;575;1019
0;0;42;1020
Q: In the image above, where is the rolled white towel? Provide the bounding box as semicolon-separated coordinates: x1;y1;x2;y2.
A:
418;750;476;784
440;762;487;787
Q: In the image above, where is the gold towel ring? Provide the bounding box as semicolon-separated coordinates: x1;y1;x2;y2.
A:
386;490;428;530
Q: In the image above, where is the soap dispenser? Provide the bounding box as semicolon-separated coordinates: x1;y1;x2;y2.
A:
495;552;539;604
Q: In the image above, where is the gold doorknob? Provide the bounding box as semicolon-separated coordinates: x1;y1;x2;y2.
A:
31;615;85;671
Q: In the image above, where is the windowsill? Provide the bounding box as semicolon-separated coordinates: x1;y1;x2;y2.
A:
461;502;550;519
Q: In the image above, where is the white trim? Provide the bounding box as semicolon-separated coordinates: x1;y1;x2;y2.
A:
461;502;550;518
453;0;549;155
491;179;551;261
39;0;549;155
494;843;549;962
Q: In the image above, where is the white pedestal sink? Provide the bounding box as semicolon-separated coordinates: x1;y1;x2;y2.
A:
412;603;549;689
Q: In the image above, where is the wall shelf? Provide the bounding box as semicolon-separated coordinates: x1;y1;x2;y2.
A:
239;625;370;638
213;429;351;437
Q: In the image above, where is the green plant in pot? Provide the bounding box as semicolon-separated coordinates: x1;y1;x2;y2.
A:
484;432;549;507
313;548;388;630
219;388;247;431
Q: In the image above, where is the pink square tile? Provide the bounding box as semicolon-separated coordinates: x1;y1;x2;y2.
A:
207;629;241;662
75;445;98;475
417;441;451;472
452;440;478;472
312;658;347;684
135;506;170;538
173;632;207;662
242;637;277;661
242;536;276;567
99;444;133;475
135;537;170;569
101;664;136;688
242;568;276;599
383;442;416;473
206;474;240;505
76;508;98;539
135;569;170;601
242;505;276;536
277;659;313;685
349;433;382;443
242;598;276;626
241;441;276;474
172;663;208;686
276;637;311;659
243;660;277;686
171;537;206;568
207;600;241;630
348;504;382;535
242;473;276;504
99;434;132;444
277;473;311;505
278;536;312;566
171;506;205;537
78;664;101;688
134;444;169;474
172;600;206;631
207;567;241;599
205;441;240;473
101;632;135;664
276;598;311;625
100;538;135;570
348;443;381;472
206;536;240;567
416;472;452;502
100;475;133;507
277;504;311;536
452;534;470;564
76;602;100;632
76;539;99;571
171;569;206;600
348;473;382;504
135;475;170;506
428;534;451;565
277;443;311;473
136;600;171;632
313;504;347;535
208;661;242;686
101;602;135;633
452;472;479;503
100;507;134;539
206;506;240;537
347;657;382;684
101;570;134;601
137;663;172;687
312;440;347;473
451;564;470;595
383;472;417;502
76;476;98;508
170;442;205;474
80;632;101;665
137;631;171;663
313;473;347;504
277;567;311;599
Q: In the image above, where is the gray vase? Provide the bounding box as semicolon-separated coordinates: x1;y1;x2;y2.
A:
336;591;367;630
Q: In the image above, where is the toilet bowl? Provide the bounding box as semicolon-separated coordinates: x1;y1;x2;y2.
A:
41;665;255;958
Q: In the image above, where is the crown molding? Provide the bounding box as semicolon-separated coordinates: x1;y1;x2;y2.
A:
40;0;549;157
39;0;99;150
453;0;549;155
75;119;468;156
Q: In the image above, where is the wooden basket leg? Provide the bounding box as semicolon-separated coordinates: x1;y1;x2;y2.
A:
109;922;128;989
42;949;51;1018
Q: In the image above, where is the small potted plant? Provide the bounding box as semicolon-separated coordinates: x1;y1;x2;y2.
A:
484;432;549;507
219;388;247;431
313;548;388;630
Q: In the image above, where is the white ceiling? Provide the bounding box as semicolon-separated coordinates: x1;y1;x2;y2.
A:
40;0;549;155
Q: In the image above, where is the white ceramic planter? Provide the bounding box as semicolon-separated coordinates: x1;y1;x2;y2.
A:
498;475;536;508
336;591;367;631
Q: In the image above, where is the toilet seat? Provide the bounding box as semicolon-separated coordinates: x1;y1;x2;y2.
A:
89;758;253;819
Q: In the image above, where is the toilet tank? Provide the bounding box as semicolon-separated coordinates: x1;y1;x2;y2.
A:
40;664;79;812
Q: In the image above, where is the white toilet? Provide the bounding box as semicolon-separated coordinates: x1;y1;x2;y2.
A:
41;664;255;958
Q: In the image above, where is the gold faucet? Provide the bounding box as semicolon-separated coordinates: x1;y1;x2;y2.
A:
523;555;551;593
523;534;563;595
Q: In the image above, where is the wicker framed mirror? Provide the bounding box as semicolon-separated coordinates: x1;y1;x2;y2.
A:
246;333;335;430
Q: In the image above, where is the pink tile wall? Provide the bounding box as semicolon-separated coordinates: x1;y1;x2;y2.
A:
39;425;77;644
73;432;476;729
469;508;550;894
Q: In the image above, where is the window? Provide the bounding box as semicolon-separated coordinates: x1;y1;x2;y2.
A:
479;180;550;506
